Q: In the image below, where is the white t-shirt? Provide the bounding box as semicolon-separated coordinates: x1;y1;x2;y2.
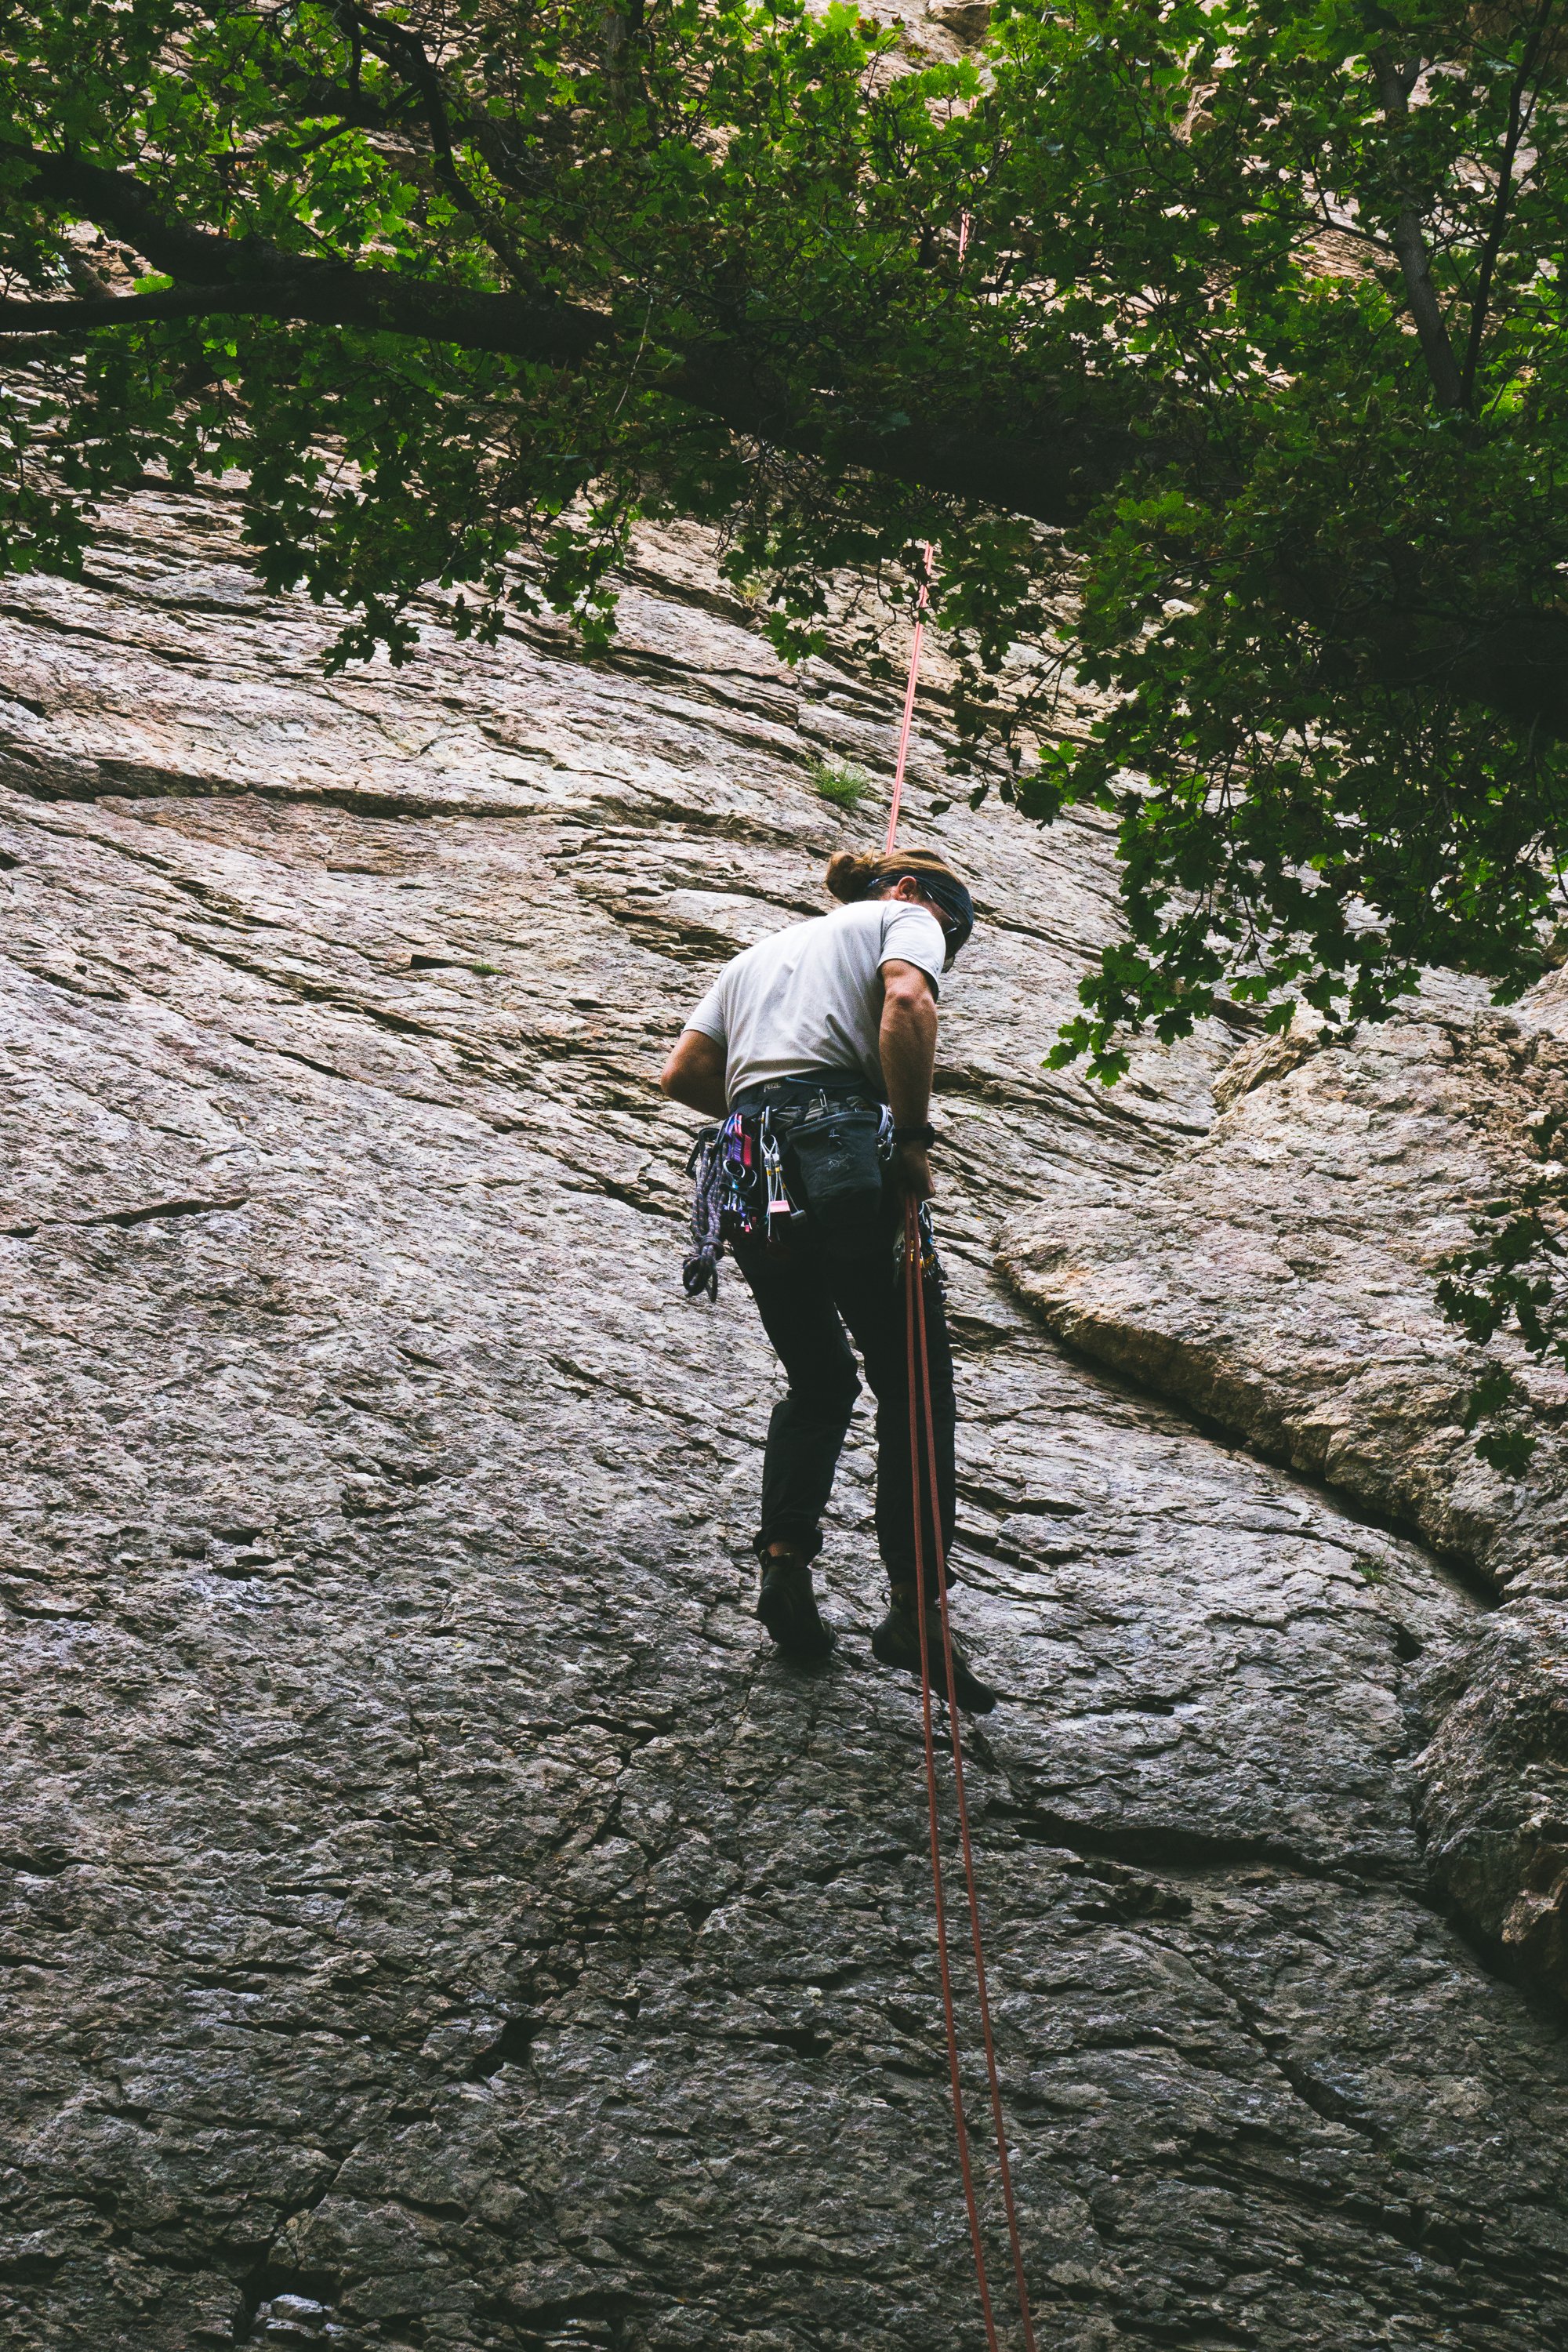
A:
684;899;946;1103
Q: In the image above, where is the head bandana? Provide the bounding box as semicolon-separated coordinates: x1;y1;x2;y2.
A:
886;869;975;960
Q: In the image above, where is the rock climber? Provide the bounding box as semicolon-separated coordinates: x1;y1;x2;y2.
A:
659;846;996;1712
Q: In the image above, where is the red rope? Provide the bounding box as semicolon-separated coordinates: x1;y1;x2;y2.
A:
906;1216;1004;2348
910;1206;1039;2350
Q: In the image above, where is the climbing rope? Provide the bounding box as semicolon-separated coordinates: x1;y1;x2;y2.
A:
907;1198;1039;2347
883;541;932;856
891;540;1038;2347
884;221;967;847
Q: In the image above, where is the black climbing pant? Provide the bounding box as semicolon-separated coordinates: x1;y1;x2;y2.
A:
733;1214;956;1595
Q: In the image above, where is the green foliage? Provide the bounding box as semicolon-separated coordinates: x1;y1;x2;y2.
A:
1436;1109;1568;1472
1001;0;1568;1076
810;757;871;814
1475;1424;1539;1476
0;0;1566;1076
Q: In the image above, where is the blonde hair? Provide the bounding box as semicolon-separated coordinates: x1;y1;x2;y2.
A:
823;845;969;903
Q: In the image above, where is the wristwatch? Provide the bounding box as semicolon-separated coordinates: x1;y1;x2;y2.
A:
892;1124;936;1148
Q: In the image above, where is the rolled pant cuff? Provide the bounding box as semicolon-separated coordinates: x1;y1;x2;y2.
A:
753;1523;825;1566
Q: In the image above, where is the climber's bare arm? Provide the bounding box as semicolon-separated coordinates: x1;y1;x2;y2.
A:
659;1029;729;1118
878;960;938;1200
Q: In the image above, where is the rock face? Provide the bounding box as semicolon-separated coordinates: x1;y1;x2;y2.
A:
1000;988;1568;2004
1003;993;1568;1589
2;488;1567;2352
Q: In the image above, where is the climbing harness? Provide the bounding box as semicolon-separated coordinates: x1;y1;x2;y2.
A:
891;541;1039;2349
683;1104;803;1288
684;1101;942;1297
684;1105;805;1294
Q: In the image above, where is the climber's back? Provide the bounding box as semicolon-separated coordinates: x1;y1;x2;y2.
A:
684;895;945;1106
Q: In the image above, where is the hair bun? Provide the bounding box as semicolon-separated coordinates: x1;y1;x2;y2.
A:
824;849;880;903
823;844;972;906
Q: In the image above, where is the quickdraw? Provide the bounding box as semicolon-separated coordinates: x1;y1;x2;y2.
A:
682;1108;771;1298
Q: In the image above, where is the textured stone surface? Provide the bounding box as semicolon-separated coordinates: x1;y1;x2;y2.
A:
1415;1600;1568;1991
1000;991;1568;2000
2;487;1566;2350
1002;994;1568;1591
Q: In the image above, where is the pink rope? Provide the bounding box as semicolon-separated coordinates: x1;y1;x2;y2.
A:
884;542;934;854
882;214;969;848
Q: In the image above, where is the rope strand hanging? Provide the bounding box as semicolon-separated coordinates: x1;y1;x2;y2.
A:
884;211;967;857
884;539;932;855
889;529;1039;2350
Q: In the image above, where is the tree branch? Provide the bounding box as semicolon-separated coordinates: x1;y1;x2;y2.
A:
320;1;539;290
0;275;609;360
12;140;325;292
5;147;1566;746
1371;51;1468;411
0;270;1127;524
0;139;1129;524
1461;0;1553;408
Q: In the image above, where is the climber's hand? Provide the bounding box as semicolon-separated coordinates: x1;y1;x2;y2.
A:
894;1142;935;1202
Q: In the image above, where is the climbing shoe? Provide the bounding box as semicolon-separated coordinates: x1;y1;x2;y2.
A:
757;1557;836;1662
872;1598;997;1714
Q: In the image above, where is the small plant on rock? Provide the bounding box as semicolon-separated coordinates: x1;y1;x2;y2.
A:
810;759;871;815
